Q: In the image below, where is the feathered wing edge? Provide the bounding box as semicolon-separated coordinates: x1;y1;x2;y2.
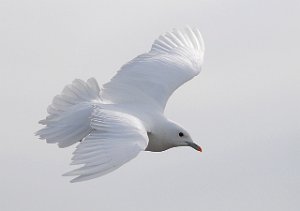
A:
63;109;149;182
151;26;205;57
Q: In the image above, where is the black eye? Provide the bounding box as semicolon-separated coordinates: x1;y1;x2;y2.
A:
179;132;184;137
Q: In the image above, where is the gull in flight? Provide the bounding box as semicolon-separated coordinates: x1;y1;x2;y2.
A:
36;27;205;182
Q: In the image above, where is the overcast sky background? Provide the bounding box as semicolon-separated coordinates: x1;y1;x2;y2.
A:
0;0;299;210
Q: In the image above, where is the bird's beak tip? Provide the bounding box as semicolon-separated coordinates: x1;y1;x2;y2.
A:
186;141;202;152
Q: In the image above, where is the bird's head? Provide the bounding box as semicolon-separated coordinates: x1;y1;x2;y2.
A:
165;121;202;152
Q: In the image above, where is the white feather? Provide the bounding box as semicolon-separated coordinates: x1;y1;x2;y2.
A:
36;78;101;147
101;27;204;112
64;109;148;182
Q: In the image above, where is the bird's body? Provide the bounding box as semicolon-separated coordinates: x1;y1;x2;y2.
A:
36;27;205;182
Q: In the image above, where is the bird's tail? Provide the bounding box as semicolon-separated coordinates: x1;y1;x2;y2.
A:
36;78;102;148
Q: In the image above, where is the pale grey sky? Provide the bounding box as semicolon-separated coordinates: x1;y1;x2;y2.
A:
0;0;299;210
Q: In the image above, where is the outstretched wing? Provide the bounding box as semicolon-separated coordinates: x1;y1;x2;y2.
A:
64;108;148;182
102;27;205;112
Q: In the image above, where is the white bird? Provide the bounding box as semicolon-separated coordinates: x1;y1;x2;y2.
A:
36;27;205;182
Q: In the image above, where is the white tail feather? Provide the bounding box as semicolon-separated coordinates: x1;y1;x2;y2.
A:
36;78;101;148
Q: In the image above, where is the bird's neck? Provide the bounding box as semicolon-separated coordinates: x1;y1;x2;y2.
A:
145;117;175;152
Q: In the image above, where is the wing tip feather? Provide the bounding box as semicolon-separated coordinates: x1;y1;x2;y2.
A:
151;26;205;56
